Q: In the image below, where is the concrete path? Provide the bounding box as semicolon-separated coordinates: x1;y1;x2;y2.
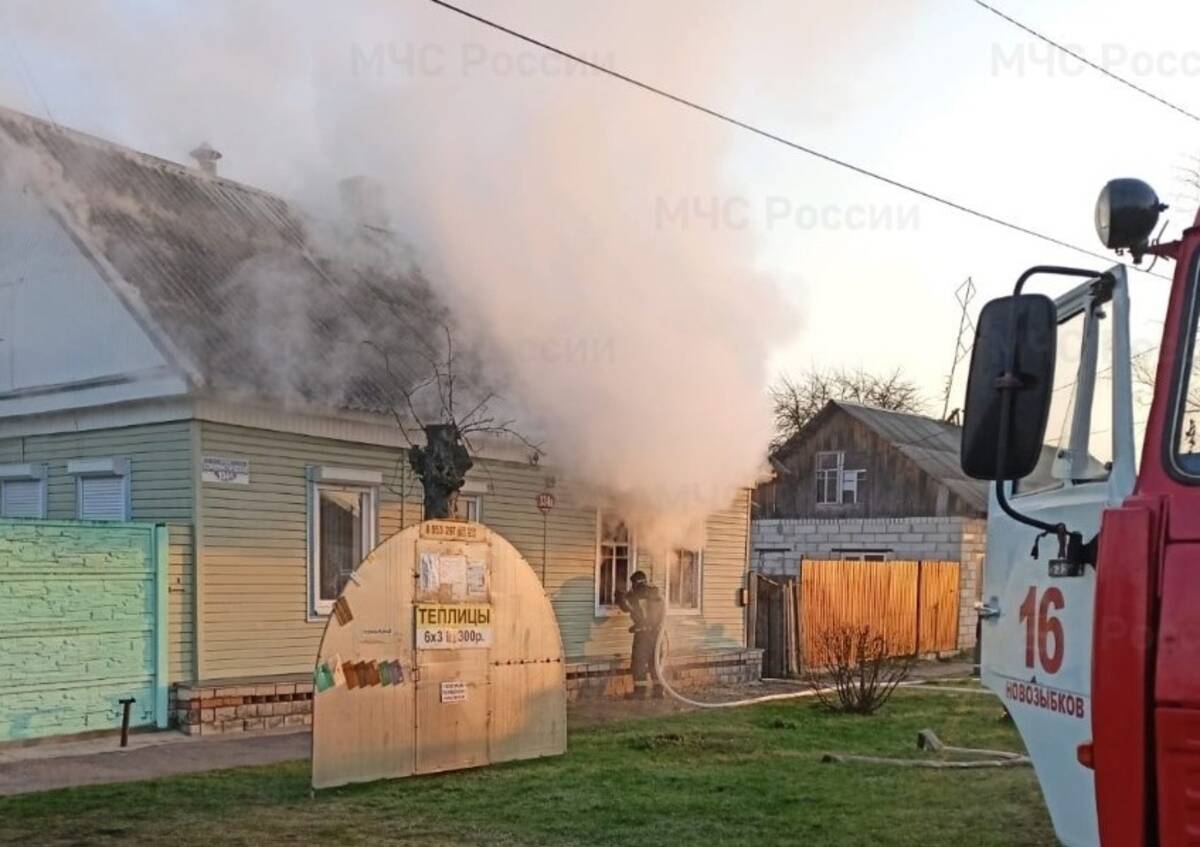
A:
0;728;309;797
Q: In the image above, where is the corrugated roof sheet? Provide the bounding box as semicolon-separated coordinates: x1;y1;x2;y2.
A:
0;106;444;413
835;401;989;512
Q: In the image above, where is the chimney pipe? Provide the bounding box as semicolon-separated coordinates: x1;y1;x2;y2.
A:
189;142;222;176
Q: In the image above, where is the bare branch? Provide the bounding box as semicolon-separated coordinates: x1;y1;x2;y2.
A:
770;365;927;450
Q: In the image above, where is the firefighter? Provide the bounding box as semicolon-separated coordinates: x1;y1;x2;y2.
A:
617;570;665;699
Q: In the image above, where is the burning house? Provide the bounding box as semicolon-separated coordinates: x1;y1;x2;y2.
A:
0;107;760;741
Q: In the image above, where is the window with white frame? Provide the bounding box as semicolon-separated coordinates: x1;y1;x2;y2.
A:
0;464;47;519
815;451;864;505
596;513;633;613
68;458;130;521
308;467;380;616
454;494;482;522
667;549;702;613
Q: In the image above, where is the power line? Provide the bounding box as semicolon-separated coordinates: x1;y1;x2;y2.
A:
428;0;1169;281
971;0;1200;125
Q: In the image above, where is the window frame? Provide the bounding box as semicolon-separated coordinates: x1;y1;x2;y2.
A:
1166;250;1200;482
594;511;637;617
455;494;483;523
666;548;703;616
0;463;47;520
307;466;380;619
814;451;843;505
68;457;131;522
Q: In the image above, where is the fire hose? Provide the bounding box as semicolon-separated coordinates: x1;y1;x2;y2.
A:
651;626;995;710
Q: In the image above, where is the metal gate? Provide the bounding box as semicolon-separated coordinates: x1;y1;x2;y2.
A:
0;520;168;742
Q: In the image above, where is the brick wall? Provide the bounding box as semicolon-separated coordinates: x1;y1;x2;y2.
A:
751;517;986;650
0;519;164;742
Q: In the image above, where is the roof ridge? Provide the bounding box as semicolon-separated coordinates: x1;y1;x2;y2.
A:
0;103;290;207
833;398;958;428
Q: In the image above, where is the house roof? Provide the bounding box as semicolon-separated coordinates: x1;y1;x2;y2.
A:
790;400;989;513
0;106;444;413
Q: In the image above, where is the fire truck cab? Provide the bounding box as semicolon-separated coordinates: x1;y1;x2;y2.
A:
963;178;1200;846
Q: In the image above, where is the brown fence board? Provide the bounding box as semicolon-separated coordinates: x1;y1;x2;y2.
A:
798;560;960;668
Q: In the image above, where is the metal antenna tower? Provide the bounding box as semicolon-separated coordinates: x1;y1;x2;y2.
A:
941;277;977;421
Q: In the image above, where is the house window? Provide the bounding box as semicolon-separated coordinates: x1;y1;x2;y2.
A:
596;513;633;614
68;458;130;521
0;464;47;519
815;452;843;504
815;451;864;505
832;548;891;562
454;494;482;522
841;469;863;504
667;549;702;613
308;466;380;617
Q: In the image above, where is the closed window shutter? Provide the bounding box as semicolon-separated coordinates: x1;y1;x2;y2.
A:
79;475;127;521
1;480;43;518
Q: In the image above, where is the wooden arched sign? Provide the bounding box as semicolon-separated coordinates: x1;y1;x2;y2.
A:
311;520;567;789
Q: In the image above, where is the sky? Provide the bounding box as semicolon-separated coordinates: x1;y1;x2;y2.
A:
0;0;1197;448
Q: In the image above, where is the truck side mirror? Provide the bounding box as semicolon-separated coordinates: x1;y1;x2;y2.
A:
960;294;1057;480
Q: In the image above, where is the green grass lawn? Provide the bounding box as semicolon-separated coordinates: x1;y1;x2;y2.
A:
0;690;1055;847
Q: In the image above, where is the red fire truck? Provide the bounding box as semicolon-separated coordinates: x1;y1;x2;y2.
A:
962;178;1200;845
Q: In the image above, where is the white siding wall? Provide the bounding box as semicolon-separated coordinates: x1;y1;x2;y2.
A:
0;188;167;396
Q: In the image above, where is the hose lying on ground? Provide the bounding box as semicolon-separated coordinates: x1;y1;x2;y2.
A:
651;629;994;710
821;728;1031;769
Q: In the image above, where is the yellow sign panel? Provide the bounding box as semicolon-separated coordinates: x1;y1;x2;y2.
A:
416;603;493;650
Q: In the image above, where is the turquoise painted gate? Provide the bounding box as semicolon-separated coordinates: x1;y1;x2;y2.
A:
0;520;168;742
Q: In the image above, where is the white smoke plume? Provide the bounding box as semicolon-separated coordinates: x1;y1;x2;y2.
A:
0;0;851;552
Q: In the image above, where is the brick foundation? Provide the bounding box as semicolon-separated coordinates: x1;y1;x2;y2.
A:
566;648;763;702
171;675;314;736
170;648;763;733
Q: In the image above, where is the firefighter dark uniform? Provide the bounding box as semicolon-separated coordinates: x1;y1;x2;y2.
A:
618;570;665;699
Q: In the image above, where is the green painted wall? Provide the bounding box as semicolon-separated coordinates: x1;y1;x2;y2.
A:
0;422;195;682
0;519;168;742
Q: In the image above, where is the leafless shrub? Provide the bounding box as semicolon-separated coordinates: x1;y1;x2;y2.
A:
806;625;913;715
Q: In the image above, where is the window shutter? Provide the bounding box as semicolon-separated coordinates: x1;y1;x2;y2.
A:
79;475;127;521
1;480;43;518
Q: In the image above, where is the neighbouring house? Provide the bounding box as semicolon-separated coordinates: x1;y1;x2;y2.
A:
0;107;757;741
752;400;988;649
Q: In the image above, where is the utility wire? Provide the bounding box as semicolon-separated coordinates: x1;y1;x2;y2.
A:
428;0;1169;280
971;0;1200;125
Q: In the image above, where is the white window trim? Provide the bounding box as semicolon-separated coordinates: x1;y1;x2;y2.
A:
666;549;703;616
455;493;483;523
69;457;131;521
0;463;48;520
594;511;637;618
307;467;379;620
815;451;843;506
815;451;865;506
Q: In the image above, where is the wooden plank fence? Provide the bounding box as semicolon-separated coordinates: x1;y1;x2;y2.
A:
753;560;960;676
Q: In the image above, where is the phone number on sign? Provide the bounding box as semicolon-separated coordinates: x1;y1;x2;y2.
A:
420;628;491;647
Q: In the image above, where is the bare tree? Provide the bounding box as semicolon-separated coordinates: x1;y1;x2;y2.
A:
366;326;542;518
770;366;926;449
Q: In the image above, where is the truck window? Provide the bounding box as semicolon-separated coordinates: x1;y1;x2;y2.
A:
1171;258;1200;476
1018;296;1114;494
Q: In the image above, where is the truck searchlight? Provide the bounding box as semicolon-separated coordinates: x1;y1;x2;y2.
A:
1094;178;1167;256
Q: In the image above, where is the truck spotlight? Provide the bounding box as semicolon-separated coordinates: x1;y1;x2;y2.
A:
1095;178;1167;254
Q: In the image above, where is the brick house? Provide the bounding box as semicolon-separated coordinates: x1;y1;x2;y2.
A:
752;400;987;649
